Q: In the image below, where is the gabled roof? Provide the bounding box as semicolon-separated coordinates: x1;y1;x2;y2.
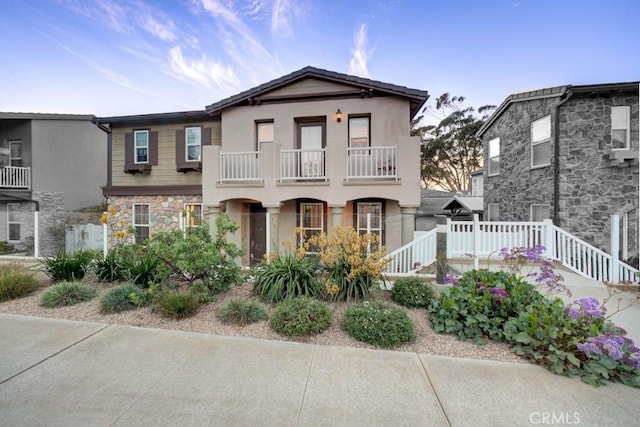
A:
416;189;454;216
441;195;484;213
205;66;429;117
477;81;640;137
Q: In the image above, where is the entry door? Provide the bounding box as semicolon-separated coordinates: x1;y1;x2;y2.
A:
249;204;267;265
297;121;324;178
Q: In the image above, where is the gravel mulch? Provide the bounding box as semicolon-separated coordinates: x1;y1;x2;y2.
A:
0;278;524;363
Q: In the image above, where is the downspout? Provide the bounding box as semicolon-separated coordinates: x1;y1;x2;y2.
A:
553;89;573;226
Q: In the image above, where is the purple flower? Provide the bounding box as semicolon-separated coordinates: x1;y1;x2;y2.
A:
564;297;606;322
578;333;640;368
490;288;509;299
577;341;602;355
445;274;461;286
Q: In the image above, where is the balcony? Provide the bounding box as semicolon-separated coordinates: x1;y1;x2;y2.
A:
0;166;31;189
218;146;398;183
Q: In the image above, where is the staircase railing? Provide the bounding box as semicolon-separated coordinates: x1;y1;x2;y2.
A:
384;229;436;274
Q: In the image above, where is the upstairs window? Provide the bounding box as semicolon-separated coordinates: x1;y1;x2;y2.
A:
611;106;630;150
531;115;551;168
186;127;201;161
488;138;500;176
349;116;370;150
256;121;274;150
9;141;22;167
134;130;149;164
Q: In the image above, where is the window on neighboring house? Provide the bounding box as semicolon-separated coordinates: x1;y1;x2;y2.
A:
256;121;274;150
186;127;202;161
132;204;150;244
9;141;22;167
611;106;630;150
298;202;324;251
183;203;203;229
488;138;500;176
348;115;370;150
487;203;499;221
134;130;149;164
531;115;551;168
530;204;550;222
7;203;20;241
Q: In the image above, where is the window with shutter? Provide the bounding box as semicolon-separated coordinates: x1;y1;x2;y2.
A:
124;131;152;174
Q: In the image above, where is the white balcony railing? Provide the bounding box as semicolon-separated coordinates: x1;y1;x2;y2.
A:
280;149;326;181
220;152;262;183
347;146;397;180
0;166;30;189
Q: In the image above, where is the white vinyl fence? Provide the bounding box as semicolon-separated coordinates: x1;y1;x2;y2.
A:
386;215;639;282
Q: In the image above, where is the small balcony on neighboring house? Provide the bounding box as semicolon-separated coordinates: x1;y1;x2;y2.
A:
0;166;31;189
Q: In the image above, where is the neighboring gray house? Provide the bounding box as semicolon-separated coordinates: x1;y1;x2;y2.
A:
0;113;107;255
415;189;452;230
477;82;639;263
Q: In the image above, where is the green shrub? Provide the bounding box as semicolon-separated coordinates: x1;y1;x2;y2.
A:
145;216;244;295
503;297;640;387
0;264;40;301
99;283;144;314
427;269;544;344
39;281;97;308
343;302;415;348
391;277;435;308
42;249;98;282
0;241;15;254
157;291;199;319
270;297;332;337
92;250;125;282
116;244;161;287
253;252;321;303
217;298;268;326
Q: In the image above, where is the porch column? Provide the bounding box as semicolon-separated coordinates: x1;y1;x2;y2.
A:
330;205;345;229
266;206;280;255
400;206;417;245
207;205;222;237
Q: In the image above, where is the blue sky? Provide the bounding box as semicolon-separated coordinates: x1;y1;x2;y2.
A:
1;0;638;120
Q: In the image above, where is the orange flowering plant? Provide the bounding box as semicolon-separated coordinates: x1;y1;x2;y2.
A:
101;207;129;244
302;226;389;302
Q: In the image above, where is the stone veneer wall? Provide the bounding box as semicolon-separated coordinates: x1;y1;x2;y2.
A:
558;92;639;257
483;97;559;220
105;195;205;247
32;191;66;257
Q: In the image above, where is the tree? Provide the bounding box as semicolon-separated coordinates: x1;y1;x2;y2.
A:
412;93;495;192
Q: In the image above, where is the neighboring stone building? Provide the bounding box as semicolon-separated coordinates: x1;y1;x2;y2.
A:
0;113;107;255
477;82;639;263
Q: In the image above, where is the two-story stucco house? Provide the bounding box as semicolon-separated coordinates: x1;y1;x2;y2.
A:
477;82;639;263
96;67;428;265
0;112;107;255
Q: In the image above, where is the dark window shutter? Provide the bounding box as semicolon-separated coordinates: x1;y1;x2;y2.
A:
149;131;159;165
176;129;186;166
202;127;212;146
124;133;134;168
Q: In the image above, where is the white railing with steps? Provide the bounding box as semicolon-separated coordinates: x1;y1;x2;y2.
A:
385;217;639;283
385;229;436;274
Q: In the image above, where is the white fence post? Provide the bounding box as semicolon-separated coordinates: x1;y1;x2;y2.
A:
33;211;39;258
611;214;620;283
472;214;480;270
102;219;108;259
542;219;554;258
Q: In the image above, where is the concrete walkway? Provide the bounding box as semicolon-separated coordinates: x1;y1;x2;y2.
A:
1;314;639;427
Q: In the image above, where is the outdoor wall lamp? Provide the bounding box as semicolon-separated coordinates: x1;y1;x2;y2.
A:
336;109;342;123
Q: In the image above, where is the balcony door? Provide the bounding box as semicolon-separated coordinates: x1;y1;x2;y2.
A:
296;119;325;179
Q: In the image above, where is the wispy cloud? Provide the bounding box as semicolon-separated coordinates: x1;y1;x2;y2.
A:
138;14;176;41
193;0;283;82
168;46;241;92
349;23;371;78
271;0;299;36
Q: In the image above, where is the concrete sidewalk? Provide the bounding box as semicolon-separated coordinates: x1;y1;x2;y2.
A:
1;314;639;426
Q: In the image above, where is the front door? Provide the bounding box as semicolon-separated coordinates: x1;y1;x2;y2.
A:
249;204;267;265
